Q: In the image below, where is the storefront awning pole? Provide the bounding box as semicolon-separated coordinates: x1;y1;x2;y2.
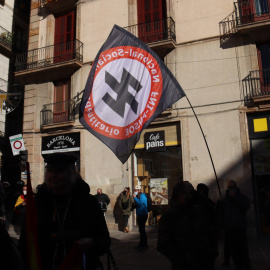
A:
185;96;222;198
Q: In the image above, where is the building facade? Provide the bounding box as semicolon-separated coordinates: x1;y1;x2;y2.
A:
0;0;30;183
13;0;270;235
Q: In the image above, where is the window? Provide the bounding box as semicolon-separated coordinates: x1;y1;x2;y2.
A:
257;44;270;92
53;80;71;123
54;11;76;63
137;0;167;43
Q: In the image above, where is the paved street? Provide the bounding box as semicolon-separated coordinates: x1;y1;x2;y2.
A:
8;226;270;270
99;227;270;270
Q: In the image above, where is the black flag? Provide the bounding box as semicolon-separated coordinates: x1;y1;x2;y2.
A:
80;25;185;163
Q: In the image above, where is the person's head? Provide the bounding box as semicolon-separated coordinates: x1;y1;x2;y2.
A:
2;182;10;189
36;184;42;193
227;180;237;190
171;181;194;206
123;187;130;194
134;185;142;195
97;188;102;195
22;186;27;195
44;153;78;196
197;183;209;198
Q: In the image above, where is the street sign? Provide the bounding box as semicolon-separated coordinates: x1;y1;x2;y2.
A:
9;134;25;156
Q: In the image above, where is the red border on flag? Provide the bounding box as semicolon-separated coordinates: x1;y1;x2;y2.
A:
83;46;163;139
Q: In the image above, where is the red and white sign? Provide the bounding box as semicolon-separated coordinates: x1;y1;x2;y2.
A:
9;134;25;155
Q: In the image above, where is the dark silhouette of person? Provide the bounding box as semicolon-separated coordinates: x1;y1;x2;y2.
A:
94;188;110;215
221;180;251;270
157;181;218;270
19;153;111;270
2;181;15;230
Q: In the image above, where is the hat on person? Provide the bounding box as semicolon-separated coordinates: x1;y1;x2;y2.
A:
134;185;142;190
44;153;77;169
2;181;10;187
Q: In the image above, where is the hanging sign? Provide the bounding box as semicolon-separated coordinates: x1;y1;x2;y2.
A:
9;134;25;156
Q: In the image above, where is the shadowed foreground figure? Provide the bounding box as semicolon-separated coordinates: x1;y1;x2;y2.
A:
221;180;251;270
157;181;218;270
20;153;111;270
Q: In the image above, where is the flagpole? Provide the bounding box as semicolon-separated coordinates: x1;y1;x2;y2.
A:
185;96;222;198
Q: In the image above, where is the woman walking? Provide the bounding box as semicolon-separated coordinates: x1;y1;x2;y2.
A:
119;187;134;233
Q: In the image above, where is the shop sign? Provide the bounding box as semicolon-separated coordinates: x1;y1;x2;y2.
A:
42;132;80;154
144;131;165;152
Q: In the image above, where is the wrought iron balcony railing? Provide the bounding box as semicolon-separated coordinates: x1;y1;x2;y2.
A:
124;17;176;44
15;39;83;72
0;26;12;49
242;68;270;103
220;1;270;40
40;99;75;127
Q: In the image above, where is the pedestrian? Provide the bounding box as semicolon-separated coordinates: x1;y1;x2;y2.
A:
2;181;15;230
14;185;27;231
19;153;111;270
157;181;218;270
94;188;110;215
221;180;251;270
0;218;23;270
133;185;148;250
119;187;134;233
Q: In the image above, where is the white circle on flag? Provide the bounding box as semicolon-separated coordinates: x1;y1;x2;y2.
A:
92;58;151;127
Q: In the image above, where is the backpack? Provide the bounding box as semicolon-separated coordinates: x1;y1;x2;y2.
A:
145;193;152;212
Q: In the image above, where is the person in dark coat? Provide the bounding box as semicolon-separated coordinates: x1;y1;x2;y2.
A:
157;181;218;270
94;188;110;214
20;153;111;270
119;187;134;233
221;180;251;270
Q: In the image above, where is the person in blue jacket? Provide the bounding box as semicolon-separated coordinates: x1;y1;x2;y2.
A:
133;185;148;250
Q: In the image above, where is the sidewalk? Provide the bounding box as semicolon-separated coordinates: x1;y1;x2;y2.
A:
8;226;270;270
99;227;270;270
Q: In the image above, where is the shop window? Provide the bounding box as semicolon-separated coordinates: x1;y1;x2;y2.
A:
145;159;153;176
162;163;170;177
133;146;183;225
54;10;76;63
53;80;71;123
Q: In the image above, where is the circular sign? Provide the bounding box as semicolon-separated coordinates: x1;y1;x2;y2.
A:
83;46;163;139
13;140;22;149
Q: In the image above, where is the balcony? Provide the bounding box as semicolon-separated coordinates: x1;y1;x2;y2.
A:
242;68;270;107
39;0;78;14
14;39;83;84
0;26;12;57
220;0;270;44
40;100;75;130
124;17;176;59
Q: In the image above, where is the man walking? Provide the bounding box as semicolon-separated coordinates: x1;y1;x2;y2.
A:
94;188;110;215
221;180;251;270
133;185;148;250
